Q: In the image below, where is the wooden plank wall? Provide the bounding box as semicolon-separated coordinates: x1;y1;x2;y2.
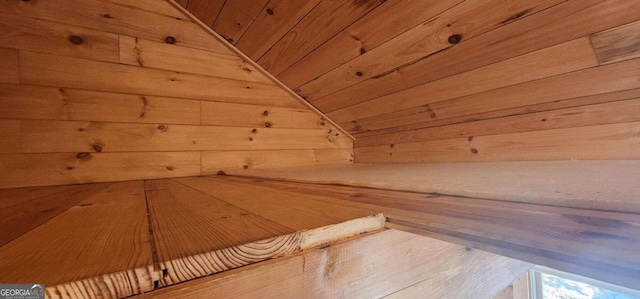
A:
186;0;640;163
0;0;352;188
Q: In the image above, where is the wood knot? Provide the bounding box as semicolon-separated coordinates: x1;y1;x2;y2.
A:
242;165;249;169
92;144;103;152
264;122;272;128
448;34;462;44
216;170;227;175
249;137;253;141
227;38;234;43
262;110;269;116
355;71;363;77
251;128;258;133
390;144;395;148
156;124;167;131
66;166;75;170
166;166;175;171
165;36;176;44
470;148;478;154
467;136;474;142
103;13;111;18
266;8;274;15
69;35;84;45
76;152;91;160
360;48;366;55
319;120;326;126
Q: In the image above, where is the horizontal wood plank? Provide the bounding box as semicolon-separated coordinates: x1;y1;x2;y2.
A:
201;149;353;174
201;101;323;129
0;0;232;54
118;36;271;84
299;0;565;103
15;120;349;153
355;121;640;163
591;20;640;65
0;84;201;125
0;48;19;84
0;152;201;188
328;37;599;125
356;98;640;147
0;13;120;63
19;51;304;108
0;120;20;154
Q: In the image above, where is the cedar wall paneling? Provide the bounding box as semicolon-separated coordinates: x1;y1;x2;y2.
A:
0;0;352;188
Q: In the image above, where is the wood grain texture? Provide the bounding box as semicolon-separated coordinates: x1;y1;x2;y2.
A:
217;177;640;290
299;0;565;103
19;51;301;108
0;0;232;54
0;13;120;63
186;0;225;26
257;0;382;75
0;47;19;84
201;149;353;174
591;20;640;65
200;101;324;129
236;0;321;60
0;183;109;246
355;121;640;163
352;88;640;139
15;120;349;153
278;0;463;89
135;230;530;299
212;0;269;44
0;181;155;295
118;36;271;84
328;37;599;125
355;98;640;147
225;161;640;213
0;152;201;188
316;0;640;112
0;84;201;125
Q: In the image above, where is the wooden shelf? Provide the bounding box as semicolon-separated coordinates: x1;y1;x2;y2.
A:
0;177;384;298
225;160;640;213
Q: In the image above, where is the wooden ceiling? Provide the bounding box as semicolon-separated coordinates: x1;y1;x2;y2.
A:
179;0;640;162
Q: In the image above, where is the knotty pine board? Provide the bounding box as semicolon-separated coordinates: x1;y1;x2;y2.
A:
315;0;640;113
256;0;382;75
235;0;321;60
355;98;640;147
135;230;531;299
352;88;640;138
277;0;463;89
0;176;385;298
118;36;271;84
200;101;325;129
327;37;599;125
0;84;201;125
0;0;233;54
299;0;565;103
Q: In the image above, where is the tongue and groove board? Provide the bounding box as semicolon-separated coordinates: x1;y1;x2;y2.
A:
0;176;384;299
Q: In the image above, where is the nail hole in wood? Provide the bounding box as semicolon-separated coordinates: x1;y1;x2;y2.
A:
266;8;274;15
262;110;269;116
264;122;272;128
103;13;111;18
165;36;176;44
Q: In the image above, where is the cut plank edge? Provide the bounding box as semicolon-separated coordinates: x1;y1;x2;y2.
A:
163;0;355;141
43;214;385;298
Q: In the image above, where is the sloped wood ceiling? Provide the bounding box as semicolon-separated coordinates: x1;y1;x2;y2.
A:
181;0;640;163
0;0;352;188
